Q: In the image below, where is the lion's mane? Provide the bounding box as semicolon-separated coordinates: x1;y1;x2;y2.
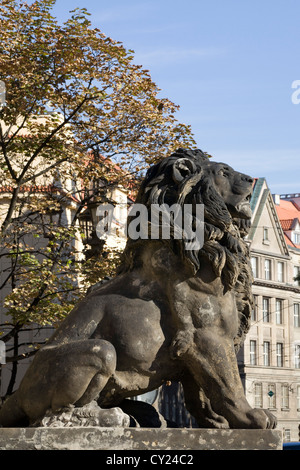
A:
119;148;253;350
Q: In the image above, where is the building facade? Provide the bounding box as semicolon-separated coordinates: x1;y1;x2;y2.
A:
238;179;300;442
0;162;129;398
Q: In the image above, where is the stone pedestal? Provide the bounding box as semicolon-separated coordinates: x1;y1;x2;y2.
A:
0;427;283;450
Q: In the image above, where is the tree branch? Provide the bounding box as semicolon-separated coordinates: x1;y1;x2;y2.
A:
21;156;69;184
0;123;17;181
0;88;93;235
0;186;20;235
17;82;94;184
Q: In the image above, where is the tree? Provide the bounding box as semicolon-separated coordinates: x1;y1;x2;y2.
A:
0;0;196;396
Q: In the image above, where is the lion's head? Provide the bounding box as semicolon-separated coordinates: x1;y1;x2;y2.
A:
119;148;254;348
139;148;253;227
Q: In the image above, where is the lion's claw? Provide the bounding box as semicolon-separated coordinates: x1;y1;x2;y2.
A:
171;331;193;358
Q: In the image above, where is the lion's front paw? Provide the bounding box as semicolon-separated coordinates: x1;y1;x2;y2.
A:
246;408;277;429
170;331;193;358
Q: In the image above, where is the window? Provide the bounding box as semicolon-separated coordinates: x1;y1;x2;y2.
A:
251;295;257;321
294;266;300;286
297;385;300;410
276;343;283;367
251;257;258;278
292;231;300;245
263;297;270;322
254;383;263;408
277;262;284;282
281;384;289;409
294;304;300;327
250;340;257;365
79;218;93;240
264;259;271;280
268;384;276;409
263;341;270;366
295;344;300;369
263;227;269;242
275;299;283;324
284;429;291;442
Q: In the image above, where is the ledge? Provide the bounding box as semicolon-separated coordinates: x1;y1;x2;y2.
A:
0;427;283;451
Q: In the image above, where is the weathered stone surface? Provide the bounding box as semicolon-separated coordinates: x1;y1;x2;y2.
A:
31;401;131;428
0;149;276;430
0;427;283;450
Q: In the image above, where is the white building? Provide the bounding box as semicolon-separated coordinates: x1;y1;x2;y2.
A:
238;178;300;442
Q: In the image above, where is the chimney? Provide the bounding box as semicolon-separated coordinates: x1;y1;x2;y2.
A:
273;194;281;205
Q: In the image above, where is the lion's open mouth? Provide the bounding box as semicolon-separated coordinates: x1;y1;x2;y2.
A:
226;189;252;219
235;196;252;218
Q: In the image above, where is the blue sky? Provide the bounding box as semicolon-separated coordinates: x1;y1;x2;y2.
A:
53;0;300;194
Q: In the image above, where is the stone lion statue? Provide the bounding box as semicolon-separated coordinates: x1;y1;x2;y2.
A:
0;148;276;429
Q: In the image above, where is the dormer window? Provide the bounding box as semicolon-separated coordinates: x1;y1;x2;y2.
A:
290;219;300;245
292;231;300;245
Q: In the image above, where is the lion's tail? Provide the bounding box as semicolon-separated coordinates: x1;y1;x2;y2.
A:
0;391;27;427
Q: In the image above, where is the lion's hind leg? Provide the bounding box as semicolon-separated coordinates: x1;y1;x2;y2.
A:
50;339;117;410
17;339;117;424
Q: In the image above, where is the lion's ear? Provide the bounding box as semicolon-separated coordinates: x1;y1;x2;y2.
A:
172;158;197;183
